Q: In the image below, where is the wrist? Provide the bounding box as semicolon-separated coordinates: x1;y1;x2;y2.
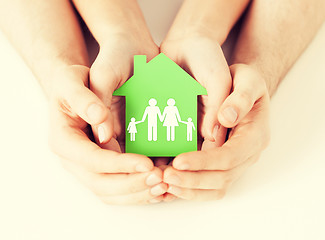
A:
165;0;250;45
77;1;153;47
164;25;227;46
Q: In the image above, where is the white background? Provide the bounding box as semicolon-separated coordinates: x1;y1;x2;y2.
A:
1;1;325;239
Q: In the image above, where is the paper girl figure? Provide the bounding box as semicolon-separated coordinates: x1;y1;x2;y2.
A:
181;117;195;141
127;117;142;141
162;98;182;141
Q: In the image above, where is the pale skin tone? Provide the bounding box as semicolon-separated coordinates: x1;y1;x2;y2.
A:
0;0;324;204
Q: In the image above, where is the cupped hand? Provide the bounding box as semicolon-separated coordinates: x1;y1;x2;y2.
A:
160;35;232;201
164;64;270;201
48;65;167;205
161;35;232;146
89;32;159;148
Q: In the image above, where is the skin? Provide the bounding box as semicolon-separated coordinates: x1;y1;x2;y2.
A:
0;0;166;205
163;0;325;201
1;0;324;204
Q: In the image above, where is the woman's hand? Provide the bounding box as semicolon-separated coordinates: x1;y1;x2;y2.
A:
71;0;160;147
161;35;232;146
89;33;159;148
49;65;167;205
159;35;232;201
163;64;270;200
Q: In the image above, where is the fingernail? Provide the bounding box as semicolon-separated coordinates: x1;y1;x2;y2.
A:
87;103;104;123
135;164;151;172
165;174;181;185
175;163;190;170
150;185;166;196
212;125;219;142
168;186;182;195
222;107;237;123
146;174;162;186
98;125;106;144
148;198;161;204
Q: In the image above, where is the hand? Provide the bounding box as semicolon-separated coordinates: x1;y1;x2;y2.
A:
161;35;232;146
160;34;232;201
89;32;159;147
48;65;167;205
163;64;270;200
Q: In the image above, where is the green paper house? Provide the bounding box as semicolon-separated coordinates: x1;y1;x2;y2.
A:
113;53;207;157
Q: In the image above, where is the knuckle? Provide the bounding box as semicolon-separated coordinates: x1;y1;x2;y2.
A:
220;158;235;171
236;90;254;110
190;174;201;189
216;190;226;200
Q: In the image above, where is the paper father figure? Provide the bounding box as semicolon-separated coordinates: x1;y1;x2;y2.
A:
113;53;207;157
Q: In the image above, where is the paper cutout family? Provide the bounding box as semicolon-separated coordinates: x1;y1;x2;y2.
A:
113;53;207;157
127;98;195;142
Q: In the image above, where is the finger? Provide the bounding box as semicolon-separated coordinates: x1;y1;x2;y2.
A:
61;159;163;196
173;135;257;172
173;101;269;172
89;64;118;144
89;50;133;144
165;152;261;190
185;43;232;144
167;154;261;201
218;64;267;128
163;193;178;202
58;65;109;126
148;195;165;204
98;137;122;153
173;89;270;171
164;167;229;190
167;185;225;201
100;183;168;205
49;105;154;173
162;41;231;145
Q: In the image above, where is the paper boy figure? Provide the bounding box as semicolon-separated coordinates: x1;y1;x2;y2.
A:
181;118;196;141
113;53;207;156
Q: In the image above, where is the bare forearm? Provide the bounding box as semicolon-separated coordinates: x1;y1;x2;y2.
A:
0;0;88;96
232;0;325;95
165;0;250;44
72;0;154;46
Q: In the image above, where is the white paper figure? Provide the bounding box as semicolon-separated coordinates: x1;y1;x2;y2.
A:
127;117;142;141
162;98;182;141
181;117;195;141
141;98;163;141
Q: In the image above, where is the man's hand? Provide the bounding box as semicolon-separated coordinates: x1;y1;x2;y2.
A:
49;65;167;205
164;64;270;200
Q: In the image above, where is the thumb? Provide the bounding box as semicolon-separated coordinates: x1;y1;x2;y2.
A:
218;64;267;128
190;54;232;145
88;59;123;145
59;65;109;126
201;69;232;145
